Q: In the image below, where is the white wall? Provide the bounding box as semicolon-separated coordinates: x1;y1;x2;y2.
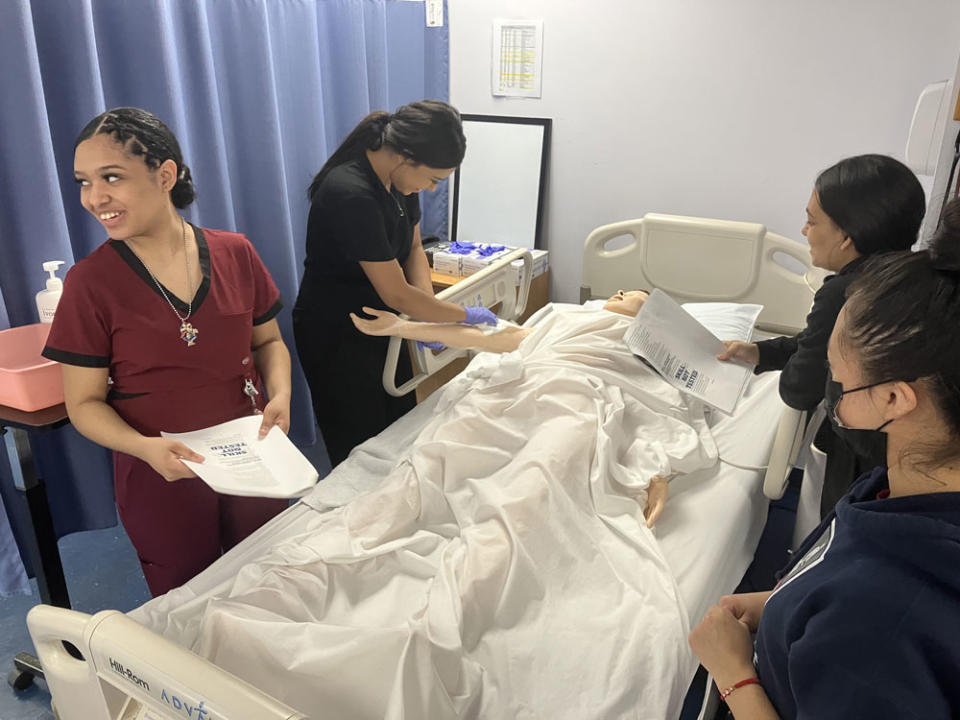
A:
449;0;960;302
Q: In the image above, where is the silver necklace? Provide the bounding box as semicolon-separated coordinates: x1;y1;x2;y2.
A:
389;189;405;217
127;217;199;347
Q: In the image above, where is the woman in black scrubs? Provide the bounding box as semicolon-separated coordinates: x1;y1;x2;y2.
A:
294;100;492;467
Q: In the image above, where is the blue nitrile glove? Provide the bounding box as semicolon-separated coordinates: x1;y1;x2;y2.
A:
448;241;477;255
476;244;507;257
417;340;445;352
464;306;497;326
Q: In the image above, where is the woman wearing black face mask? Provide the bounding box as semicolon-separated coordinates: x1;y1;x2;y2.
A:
690;197;960;719
718;155;925;517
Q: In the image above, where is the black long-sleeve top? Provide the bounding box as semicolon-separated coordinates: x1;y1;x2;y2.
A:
754;256;867;411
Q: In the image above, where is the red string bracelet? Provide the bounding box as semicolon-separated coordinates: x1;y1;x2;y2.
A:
720;677;760;700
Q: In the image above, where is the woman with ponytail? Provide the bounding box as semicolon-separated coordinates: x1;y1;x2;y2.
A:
294;100;486;467
42;107;291;596
690;198;960;719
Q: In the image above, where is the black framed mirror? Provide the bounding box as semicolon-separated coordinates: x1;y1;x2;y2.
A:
451;114;551;249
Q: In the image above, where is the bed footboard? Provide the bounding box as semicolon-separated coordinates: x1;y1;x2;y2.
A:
26;605;305;720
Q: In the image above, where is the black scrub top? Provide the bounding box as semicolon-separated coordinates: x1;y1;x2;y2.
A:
294;154;421;331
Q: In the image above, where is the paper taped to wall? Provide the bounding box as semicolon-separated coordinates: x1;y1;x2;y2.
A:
624;289;754;415
492;19;543;98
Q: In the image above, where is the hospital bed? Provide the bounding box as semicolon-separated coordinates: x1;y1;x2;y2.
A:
25;213;819;720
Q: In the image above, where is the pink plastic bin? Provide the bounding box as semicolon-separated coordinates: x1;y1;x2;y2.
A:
0;324;65;412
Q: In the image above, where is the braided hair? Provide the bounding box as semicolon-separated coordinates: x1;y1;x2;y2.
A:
75;107;196;208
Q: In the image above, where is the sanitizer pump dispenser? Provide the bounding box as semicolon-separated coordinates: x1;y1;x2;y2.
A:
36;260;65;324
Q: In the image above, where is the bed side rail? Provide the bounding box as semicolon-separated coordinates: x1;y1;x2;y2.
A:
27;605;306;720
762;406;809;499
382;248;533;397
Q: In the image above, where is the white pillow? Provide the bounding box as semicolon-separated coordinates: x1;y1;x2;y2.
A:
581;297;762;341
681;302;763;342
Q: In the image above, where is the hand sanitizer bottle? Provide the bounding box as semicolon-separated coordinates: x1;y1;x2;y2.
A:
36;261;65;324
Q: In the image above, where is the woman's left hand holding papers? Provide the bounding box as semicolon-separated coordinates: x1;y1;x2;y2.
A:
258;392;291;438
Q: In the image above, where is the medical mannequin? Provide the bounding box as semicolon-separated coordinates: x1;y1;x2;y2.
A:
294;101;497;468
690;200;960;718
349;290;672;526
348;289;648;353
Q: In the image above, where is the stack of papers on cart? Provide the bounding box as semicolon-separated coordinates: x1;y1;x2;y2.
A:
162;416;319;498
624;289;758;415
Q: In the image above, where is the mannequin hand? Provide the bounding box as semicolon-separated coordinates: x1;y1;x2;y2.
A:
717;341;759;365
350;307;408;336
464;306;498;326
138;437;204;482
644;475;669;528
258;392;291;437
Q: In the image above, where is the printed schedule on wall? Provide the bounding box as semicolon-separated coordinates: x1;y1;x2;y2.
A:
492;19;543;98
623;290;753;415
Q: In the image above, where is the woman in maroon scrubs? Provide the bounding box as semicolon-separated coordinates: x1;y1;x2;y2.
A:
43;108;291;596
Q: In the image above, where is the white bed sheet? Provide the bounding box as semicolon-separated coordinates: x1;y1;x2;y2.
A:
134;368;781;634
130;306;785;717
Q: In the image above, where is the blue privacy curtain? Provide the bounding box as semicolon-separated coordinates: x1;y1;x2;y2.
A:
0;0;450;561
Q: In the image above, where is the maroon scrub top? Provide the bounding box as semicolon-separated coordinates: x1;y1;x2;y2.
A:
43;227;282;436
43;225;282;436
42;226;286;595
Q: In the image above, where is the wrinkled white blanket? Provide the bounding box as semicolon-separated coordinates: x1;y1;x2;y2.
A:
136;307;718;719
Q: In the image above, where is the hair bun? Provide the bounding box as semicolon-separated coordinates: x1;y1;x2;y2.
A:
930;197;960;274
171;163;196;209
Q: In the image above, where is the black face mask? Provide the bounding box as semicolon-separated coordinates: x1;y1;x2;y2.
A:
824;370;895;432
824;369;895;461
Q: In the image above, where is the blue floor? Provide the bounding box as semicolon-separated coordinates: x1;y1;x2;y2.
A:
1;464;799;720
0;520;150;720
0;437;332;720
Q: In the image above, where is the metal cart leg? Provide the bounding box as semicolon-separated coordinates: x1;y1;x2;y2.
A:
3;426;71;692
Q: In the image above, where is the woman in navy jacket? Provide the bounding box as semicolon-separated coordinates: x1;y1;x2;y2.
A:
690;199;960;719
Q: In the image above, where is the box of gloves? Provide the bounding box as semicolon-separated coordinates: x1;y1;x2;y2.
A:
460;245;515;276
433;242;549;282
433;241;513;277
432;248;463;276
511;249;549;284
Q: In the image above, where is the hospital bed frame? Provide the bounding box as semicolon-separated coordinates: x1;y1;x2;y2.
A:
581;213;821;720
24;215;817;720
26;605;305;720
581;213;821;502
383;247;533;396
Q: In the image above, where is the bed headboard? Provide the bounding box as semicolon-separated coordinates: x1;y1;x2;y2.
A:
580;213;822;335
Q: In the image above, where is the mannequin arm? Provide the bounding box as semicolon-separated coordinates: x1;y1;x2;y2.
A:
350;307;531;353
644;476;669;528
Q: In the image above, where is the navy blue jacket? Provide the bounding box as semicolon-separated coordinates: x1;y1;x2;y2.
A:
755;468;960;719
